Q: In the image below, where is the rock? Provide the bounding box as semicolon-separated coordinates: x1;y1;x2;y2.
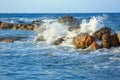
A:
102;33;111;48
58;15;80;30
54;37;64;45
91;41;100;50
111;34;119;47
34;36;45;42
0;38;14;42
31;19;44;26
93;27;113;40
101;33;119;49
12;24;18;30
118;32;120;43
0;22;13;29
26;25;33;30
0;21;38;31
68;27;80;31
32;24;38;31
73;33;96;49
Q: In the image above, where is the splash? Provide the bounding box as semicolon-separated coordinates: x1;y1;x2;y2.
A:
80;16;105;35
35;16;106;46
35;21;68;43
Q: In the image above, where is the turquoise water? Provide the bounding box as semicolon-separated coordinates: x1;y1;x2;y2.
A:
0;13;120;80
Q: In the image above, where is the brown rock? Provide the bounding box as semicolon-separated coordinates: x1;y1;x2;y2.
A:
91;41;100;50
32;24;38;31
58;15;80;31
118;32;120;43
0;22;13;29
35;36;45;42
93;27;113;40
73;33;95;49
54;37;64;45
102;33;111;48
111;34;119;47
0;38;14;43
26;25;33;30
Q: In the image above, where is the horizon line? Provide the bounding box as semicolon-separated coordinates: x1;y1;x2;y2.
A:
0;12;120;14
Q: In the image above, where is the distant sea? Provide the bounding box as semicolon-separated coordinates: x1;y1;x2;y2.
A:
0;13;120;80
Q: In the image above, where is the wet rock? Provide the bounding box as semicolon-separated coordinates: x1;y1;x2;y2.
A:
91;41;100;50
102;33;111;48
34;36;45;42
93;27;113;40
111;34;119;47
32;24;38;31
54;37;64;45
31;19;44;26
0;22;13;29
12;23;38;30
58;15;80;30
118;32;120;43
0;38;14;42
68;27;80;31
0;21;38;31
73;33;95;49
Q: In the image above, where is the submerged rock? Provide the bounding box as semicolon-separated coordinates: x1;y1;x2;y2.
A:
58;15;80;31
73;33;95;49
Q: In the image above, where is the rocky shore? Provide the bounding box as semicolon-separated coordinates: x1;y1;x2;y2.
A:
48;15;120;50
0;19;44;30
0;15;120;50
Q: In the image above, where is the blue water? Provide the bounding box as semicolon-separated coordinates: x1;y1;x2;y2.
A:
0;13;120;80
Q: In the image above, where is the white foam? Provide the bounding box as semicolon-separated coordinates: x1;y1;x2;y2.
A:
39;21;68;43
35;16;106;47
80;16;105;35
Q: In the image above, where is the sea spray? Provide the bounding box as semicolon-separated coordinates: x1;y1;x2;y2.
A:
35;16;106;46
80;16;105;35
35;21;68;43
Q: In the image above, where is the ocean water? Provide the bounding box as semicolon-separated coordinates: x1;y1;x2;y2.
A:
0;13;120;80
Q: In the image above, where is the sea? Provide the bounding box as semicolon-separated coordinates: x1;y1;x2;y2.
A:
0;13;120;80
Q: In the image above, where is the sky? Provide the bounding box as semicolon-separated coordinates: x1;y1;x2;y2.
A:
0;0;120;13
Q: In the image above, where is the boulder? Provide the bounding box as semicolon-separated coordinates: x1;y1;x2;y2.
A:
73;33;96;49
54;37;64;45
91;41;100;50
93;27;113;40
118;32;120;43
0;22;13;29
111;34;119;47
58;15;80;30
102;33;111;48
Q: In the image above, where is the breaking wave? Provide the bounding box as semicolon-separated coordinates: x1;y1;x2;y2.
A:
34;16;106;47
